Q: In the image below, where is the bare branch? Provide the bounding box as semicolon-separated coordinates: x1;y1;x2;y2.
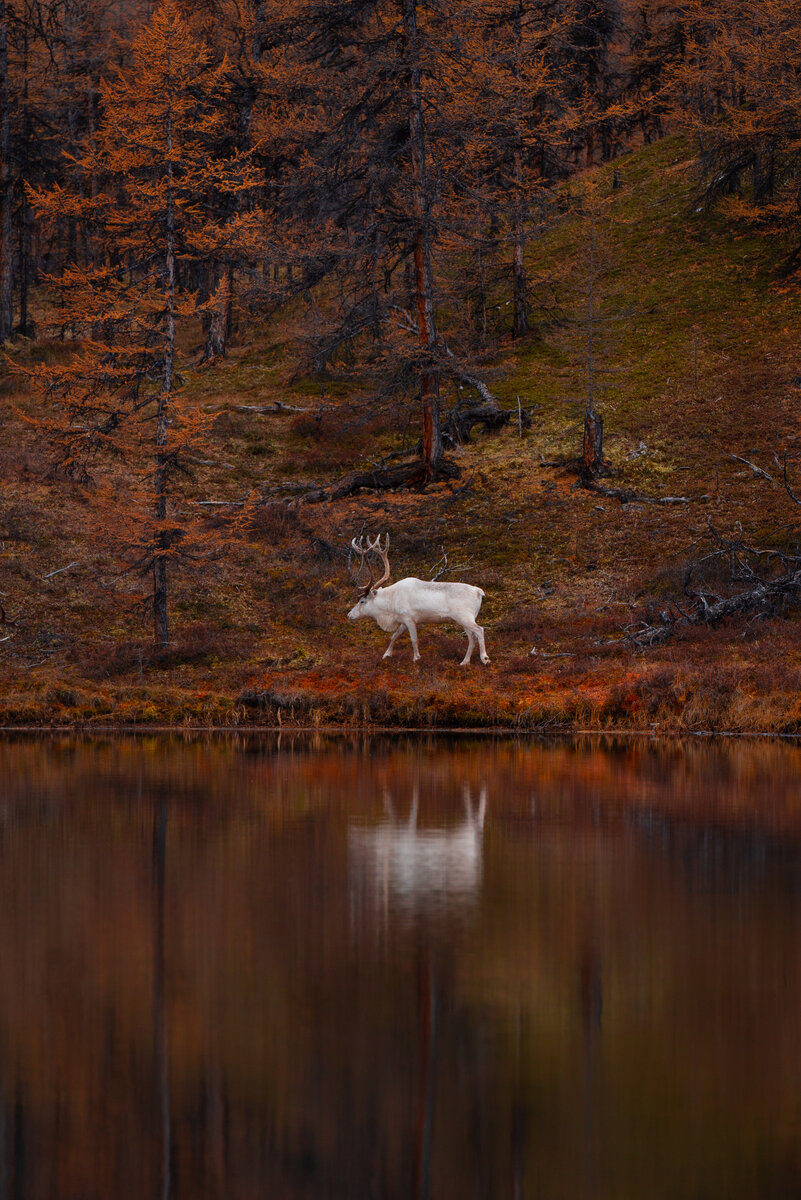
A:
729;453;773;481
42;561;79;580
777;452;801;507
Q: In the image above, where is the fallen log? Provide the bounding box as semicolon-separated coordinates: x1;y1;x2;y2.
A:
443;399;527;445
231;402;313;415
627;527;801;646
305;456;460;503
440;344;532;444
583;481;694;504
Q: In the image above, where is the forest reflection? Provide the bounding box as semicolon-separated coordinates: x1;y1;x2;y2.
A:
2;734;801;1199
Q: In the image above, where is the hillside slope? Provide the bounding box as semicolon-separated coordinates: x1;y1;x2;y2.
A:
3;136;801;732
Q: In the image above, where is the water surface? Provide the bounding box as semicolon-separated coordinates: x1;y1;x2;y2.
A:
1;733;801;1198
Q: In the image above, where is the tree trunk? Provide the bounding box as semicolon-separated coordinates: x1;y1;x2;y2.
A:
202;270;230;362
402;0;442;480
17;193;31;338
581;205;603;480
0;0;14;342
86;84;99;265
16;25;32;337
475;238;487;349
154;109;175;648
225;261;234;338
511;1;528;340
512;145;528;339
582;409;604;479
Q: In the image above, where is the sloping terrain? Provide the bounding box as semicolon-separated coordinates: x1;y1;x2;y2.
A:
4;136;801;731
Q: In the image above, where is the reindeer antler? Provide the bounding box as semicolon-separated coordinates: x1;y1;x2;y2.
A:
350;533;391;596
350;536;375;596
367;533;391;589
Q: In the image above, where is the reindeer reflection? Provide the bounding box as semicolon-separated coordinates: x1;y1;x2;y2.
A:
348;785;488;927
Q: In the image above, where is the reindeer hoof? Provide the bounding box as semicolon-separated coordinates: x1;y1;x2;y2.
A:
481;656;491;665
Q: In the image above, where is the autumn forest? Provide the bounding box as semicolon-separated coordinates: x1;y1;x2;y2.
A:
2;0;801;729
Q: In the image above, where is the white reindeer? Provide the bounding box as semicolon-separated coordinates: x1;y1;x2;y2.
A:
347;534;490;665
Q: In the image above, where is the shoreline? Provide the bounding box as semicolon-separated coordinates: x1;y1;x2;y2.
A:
2;722;801;741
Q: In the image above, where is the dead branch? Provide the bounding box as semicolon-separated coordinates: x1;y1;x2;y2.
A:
628;525;801;647
271;481;323;494
42;561;79;579
584;481;693;504
729;453;773;481
429;548;449;581
231;402;314;415
188;457;235;469
193;499;246;507
203;402;317;415
305;456;460;503
776;452;801;507
428;548;475;581
439;341;531;444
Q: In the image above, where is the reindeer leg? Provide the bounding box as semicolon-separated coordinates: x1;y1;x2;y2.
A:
382;626;404;659
464;621;490;665
403;619;421;662
460;629;476;666
476;624;490;665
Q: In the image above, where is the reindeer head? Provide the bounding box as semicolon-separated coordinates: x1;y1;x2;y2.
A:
347;534;391;619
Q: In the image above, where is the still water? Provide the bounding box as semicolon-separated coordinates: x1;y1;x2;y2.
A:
2;733;801;1199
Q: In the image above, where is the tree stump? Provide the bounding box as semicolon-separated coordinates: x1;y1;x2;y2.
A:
582;410;604;480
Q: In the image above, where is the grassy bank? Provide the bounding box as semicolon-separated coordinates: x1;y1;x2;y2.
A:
3;135;801;732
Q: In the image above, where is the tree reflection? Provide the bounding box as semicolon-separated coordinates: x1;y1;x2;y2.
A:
0;736;798;1197
153;800;171;1200
414;958;437;1200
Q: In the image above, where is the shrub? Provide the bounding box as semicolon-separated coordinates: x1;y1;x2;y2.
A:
74;622;244;679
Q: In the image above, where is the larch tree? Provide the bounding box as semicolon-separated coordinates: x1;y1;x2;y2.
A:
565;0;621;165
265;0;507;486
465;0;571;340
621;0;685;146
0;0;150;343
0;0;18;340
580;176;604;479
170;0;285;361
571;173;621;481
18;1;114;328
25;0;262;645
671;0;801;266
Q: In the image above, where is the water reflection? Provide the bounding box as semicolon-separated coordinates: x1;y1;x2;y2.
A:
1;735;801;1198
348;785;487;924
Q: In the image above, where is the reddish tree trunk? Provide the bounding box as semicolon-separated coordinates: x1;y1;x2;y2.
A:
582;409;604;479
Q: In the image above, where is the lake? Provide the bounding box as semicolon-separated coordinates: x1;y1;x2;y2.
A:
1;732;801;1199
